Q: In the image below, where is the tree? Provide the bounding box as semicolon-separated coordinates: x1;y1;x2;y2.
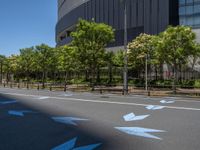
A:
127;33;158;79
57;45;77;91
158;26;196;93
113;50;124;68
71;19;115;88
0;55;6;84
3;55;19;84
18;47;35;87
34;44;54;89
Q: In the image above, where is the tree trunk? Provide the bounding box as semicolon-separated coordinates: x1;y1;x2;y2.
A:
42;71;45;89
172;63;177;95
108;64;113;85
85;70;89;81
96;66;100;84
64;71;67;92
155;66;158;81
26;72;29;89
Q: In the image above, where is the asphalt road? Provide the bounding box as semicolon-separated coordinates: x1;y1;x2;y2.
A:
0;87;200;150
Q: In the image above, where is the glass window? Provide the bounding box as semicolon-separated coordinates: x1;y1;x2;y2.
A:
186;16;194;26
194;16;200;25
179;7;186;15
179;0;186;5
186;6;193;15
186;0;193;4
179;0;200;28
194;5;200;13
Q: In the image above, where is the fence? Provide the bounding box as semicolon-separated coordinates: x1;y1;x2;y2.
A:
1;67;200;96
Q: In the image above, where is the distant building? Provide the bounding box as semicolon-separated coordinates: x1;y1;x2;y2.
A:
179;0;200;42
56;0;179;49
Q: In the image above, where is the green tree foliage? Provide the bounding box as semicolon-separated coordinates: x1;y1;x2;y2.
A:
71;19;115;85
127;33;157;71
158;26;196;93
0;55;6;83
57;45;78;90
18;47;35;82
113;50;124;68
34;44;55;88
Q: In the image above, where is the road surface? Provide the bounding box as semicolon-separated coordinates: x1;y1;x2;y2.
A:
0;87;200;150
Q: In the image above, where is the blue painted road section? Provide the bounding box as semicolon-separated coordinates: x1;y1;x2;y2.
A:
0;100;17;105
123;113;150;121
115;127;166;140
52;117;89;126
160;100;175;104
8;110;36;117
52;137;101;150
146;105;165;110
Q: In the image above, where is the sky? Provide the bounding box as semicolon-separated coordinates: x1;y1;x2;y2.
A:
0;0;57;56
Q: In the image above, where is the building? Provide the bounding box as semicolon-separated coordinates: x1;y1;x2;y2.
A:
56;0;179;48
179;0;200;42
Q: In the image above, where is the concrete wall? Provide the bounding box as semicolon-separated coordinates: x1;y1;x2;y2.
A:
193;28;200;43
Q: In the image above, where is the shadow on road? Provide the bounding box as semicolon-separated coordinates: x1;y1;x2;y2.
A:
0;94;107;150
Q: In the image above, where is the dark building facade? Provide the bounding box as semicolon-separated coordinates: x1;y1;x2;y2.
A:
56;0;179;47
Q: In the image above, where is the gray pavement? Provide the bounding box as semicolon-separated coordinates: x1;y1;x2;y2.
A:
0;87;200;150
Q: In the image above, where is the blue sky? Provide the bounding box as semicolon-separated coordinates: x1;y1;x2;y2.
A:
0;0;57;56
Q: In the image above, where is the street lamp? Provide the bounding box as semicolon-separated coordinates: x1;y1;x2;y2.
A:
121;0;128;95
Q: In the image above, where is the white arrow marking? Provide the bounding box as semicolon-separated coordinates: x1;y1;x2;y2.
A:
146;105;165;110
0;100;17;105
123;113;149;121
115;127;166;140
160;100;175;104
8;110;36;117
61;93;73;97
37;96;49;100
52;117;89;126
52;137;101;150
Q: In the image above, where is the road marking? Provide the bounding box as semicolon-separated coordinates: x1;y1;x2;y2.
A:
52;137;101;150
61;93;73;97
37;96;49;100
1;92;200;111
0;100;17;105
160;100;175;104
52;137;76;150
115;127;166;140
8;110;36;117
123;113;150;121
146;105;165;110
1;88;200;103
52;117;89;126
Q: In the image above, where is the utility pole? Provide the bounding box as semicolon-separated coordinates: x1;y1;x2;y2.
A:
123;0;128;95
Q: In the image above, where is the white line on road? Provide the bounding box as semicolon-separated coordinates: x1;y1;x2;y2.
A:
1;88;200;103
1;92;200;111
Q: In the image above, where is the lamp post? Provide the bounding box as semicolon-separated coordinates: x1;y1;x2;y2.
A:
122;0;128;95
